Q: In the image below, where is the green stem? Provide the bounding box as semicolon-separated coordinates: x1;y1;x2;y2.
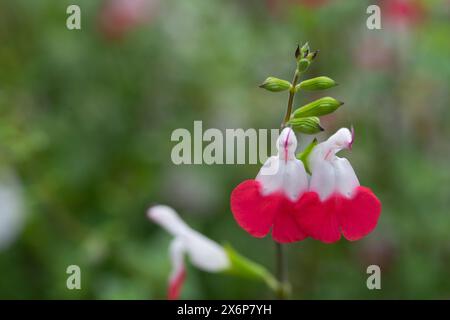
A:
276;62;303;299
282;69;300;128
275;242;290;299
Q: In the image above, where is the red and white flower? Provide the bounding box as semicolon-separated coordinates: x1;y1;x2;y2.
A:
296;128;381;243
147;205;230;299
230;127;309;243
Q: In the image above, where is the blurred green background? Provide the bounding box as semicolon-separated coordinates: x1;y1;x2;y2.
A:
1;0;449;299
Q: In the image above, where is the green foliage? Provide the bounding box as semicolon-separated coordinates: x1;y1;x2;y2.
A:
0;0;449;300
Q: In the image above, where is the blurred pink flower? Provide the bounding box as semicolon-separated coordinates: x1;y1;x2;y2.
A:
381;0;426;27
98;0;159;40
353;36;396;71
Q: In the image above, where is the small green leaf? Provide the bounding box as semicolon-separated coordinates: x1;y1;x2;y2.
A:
296;76;337;91
259;77;292;92
296;138;318;174
292;97;344;118
288;116;324;134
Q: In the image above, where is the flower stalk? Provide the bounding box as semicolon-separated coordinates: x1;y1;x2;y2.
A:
282;69;300;128
239;41;354;299
275;242;291;299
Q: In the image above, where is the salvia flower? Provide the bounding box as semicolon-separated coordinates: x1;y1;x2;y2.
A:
296;128;381;243
230;127;381;244
147;205;230;299
230;127;310;243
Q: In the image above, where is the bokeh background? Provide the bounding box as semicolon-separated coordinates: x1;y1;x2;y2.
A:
1;0;449;299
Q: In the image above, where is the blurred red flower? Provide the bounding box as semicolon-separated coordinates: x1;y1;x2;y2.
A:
381;0;426;27
98;0;159;40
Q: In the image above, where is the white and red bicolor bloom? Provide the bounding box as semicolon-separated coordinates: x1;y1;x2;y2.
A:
147;205;230;299
230;127;310;243
296;128;381;243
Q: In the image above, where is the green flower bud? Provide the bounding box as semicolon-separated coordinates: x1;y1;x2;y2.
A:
288;116;324;134
224;244;280;293
259;77;292;92
292;97;344;118
300;42;310;58
296;138;318;174
306;50;319;61
297;58;310;73
296;76;337;91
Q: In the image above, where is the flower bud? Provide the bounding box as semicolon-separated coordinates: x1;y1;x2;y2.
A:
300;42;310;58
288;116;324;134
224;245;280;293
307;50;319;61
296;76;337;91
297;58;310;73
292;97;344;118
259;77;292;92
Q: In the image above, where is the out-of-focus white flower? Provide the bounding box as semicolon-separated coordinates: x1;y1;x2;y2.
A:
147;205;229;299
0;173;25;251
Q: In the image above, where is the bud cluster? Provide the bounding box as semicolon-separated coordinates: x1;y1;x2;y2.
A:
259;42;343;137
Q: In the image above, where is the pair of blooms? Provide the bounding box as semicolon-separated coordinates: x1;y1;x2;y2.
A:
230;127;381;244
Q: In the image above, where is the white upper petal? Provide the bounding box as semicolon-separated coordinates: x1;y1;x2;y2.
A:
148;205;229;272
256;128;308;201
309;128;359;200
184;230;229;272
277;127;297;161
332;157;359;198
309;157;336;200
147;205;191;237
325;127;354;156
